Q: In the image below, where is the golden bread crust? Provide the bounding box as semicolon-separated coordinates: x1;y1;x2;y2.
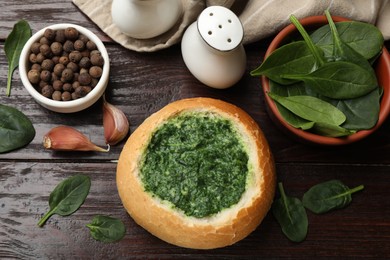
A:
116;97;276;249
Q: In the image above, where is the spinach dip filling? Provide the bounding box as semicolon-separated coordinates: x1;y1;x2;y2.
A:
139;111;250;218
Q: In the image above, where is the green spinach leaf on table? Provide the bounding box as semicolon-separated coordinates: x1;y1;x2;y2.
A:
302;180;364;214
5;20;31;96
87;215;126;243
272;182;308;243
38;175;91;227
0;104;35;153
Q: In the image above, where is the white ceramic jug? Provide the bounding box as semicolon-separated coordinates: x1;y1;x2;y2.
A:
111;0;182;39
181;6;246;89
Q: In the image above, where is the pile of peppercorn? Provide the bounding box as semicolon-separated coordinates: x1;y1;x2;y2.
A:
27;27;104;101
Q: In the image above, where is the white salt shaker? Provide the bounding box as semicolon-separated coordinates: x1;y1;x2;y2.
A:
111;0;182;39
181;6;246;89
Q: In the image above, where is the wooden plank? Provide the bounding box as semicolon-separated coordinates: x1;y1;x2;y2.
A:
0;162;389;258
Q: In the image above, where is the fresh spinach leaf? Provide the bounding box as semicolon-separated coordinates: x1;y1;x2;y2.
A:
310;122;355;137
87;215;126;243
0;104;35;153
5;20;31;96
310;21;384;60
303;180;364;214
282;61;378;99
324;10;375;72
250;41;316;85
290;15;326;68
272;183;308;243
327;88;381;130
38;175;91;227
268;92;346;126
269;80;316;130
277;103;315;130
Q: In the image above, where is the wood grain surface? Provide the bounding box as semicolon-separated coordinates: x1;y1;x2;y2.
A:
1;1;389;259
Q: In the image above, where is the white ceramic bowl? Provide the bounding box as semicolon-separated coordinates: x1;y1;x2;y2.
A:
19;23;110;113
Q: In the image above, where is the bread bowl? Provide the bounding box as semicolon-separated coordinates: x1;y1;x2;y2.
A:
116;97;276;249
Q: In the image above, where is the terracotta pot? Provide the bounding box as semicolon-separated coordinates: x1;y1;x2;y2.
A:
261;15;390;145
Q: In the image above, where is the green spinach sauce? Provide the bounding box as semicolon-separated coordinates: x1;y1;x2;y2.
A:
140;112;249;218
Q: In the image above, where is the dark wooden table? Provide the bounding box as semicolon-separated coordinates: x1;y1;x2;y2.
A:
1;1;389;259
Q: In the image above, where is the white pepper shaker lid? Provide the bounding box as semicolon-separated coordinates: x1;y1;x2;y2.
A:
197;6;244;51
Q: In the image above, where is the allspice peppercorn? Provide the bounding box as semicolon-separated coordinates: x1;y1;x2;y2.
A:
90;53;104;66
52;90;62;101
63;40;74;53
40;70;51;82
59;56;69;65
41;85;54;98
51;42;63;56
66;62;79;73
86;40;97;51
28;70;40;84
39;37;50;45
53;80;64;91
61;91;72;101
72;81;80;90
41;59;55;71
44;28;56;41
40;44;52;58
53;63;65;76
29;53;38;63
31;42;41;54
78;73;92;86
89;66;103;78
74;39;85;51
78;34;89;44
55;29;66;43
61;68;74;82
36;53;45;63
69;51;82;63
64;27;79;40
31;63;41;72
79;56;91;69
63;83;73;92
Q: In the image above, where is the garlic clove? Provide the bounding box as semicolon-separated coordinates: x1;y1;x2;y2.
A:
103;98;129;145
43;125;109;152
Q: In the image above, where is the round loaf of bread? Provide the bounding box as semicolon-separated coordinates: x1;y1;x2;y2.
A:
116;97;276;249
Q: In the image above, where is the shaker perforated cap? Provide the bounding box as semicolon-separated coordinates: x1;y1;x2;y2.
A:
197;6;244;52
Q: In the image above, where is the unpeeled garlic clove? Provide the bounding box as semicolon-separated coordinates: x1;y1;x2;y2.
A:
103;98;129;145
43;126;109;152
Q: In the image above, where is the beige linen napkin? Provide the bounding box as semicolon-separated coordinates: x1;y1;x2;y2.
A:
73;0;390;52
